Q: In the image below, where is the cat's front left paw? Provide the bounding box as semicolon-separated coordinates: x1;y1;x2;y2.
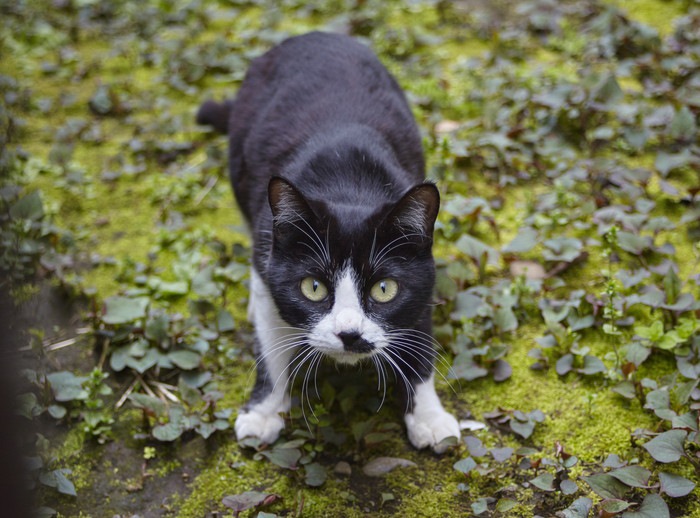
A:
235;409;285;444
405;408;460;453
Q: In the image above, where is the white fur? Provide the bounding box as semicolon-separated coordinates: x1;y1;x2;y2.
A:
307;267;387;364
404;375;460;453
236;268;294;444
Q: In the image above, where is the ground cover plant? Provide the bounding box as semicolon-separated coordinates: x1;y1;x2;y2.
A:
2;0;700;516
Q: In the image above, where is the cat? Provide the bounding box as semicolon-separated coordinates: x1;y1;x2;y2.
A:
196;31;460;452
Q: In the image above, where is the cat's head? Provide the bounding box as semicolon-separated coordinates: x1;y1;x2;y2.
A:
265;177;439;365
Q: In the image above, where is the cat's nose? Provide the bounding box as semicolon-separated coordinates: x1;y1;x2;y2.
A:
337;331;373;353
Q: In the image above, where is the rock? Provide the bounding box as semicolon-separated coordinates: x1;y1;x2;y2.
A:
333;461;352;476
362;457;417;477
509;260;546;280
435;120;460;134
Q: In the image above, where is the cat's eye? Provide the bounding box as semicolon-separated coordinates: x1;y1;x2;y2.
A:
370;279;399;303
300;277;328;302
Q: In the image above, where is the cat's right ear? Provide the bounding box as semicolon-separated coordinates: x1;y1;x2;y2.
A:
268;177;315;229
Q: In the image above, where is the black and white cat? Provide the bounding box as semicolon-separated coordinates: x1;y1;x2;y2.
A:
197;32;460;452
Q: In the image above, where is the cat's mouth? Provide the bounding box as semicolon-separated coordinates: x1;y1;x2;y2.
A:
313;345;378;365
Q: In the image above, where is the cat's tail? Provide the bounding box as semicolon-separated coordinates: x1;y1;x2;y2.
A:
196;99;233;134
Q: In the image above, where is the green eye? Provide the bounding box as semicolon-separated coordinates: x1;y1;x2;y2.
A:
300;277;328;302
370;279;399;303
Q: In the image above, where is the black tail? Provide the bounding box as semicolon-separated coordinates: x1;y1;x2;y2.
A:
196;99;233;134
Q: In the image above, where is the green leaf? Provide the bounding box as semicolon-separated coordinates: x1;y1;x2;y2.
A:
152;421;184;442
559;479;578;495
169;350;201;370
642;430;687;463
530;472;555;491
668;105;697;141
578;355;606;375
503;227;538;253
559;497;592;518
216;308;236;332
304;462;327;487
635;321;664;341
601;499;633;513
642;430;688;463
620;494;669;518
471;497;491;515
455;234;500;267
145;313;170;343
494;307;518;332
659;472;695;498
582;473;629;499
258;447;301;469
510;418;535;439
102;296;149;324
617;231;652;255
453;457;477;474
608;465;651;488
46;371;88;402
10;190;44;221
495;498;517;512
129;393;167;416
222;491;279;513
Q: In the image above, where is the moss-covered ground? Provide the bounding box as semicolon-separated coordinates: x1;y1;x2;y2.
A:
2;0;699;517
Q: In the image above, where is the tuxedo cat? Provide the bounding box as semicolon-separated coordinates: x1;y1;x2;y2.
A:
197;31;459;452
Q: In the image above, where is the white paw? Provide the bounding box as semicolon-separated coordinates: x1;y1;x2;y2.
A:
405;408;460;453
235;409;285;444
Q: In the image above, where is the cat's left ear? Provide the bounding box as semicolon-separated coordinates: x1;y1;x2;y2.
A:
386;183;440;239
268;176;316;227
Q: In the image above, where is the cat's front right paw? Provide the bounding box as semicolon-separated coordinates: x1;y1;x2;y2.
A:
235;409;285;444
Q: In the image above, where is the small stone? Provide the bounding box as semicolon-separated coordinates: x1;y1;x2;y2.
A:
435;120;460;134
362;457;417;477
334;461;352;476
509;260;546;280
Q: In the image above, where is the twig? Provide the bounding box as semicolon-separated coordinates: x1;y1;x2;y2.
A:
135;372;159;400
193;175;218;207
151;381;180;403
115;377;139;409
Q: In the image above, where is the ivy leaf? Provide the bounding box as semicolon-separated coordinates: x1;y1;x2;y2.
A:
46;372;88;402
530;472;555;491
642;430;687;463
455;234;500;266
577;355;606;375
582;473;629;499
492;359;512;382
169;350;201;370
152;420;184;442
658;472;695;498
559;479;578;495
222;491;280;514
510;418;535;439
10;190;44;221
39;469;77;497
620;494;669;518
608;465;652;488
490;447;513;463
558;497;592;518
495;498;517;512
453;457;477;474
258;447;302;470
617;232;651;255
503;227;538;253
102;296;149;324
304;462;327;487
601;499;634;513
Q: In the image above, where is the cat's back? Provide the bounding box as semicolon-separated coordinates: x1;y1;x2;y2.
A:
231;32;419;164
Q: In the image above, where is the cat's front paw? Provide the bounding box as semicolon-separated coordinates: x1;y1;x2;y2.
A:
235;409;285;444
405;408;460;453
